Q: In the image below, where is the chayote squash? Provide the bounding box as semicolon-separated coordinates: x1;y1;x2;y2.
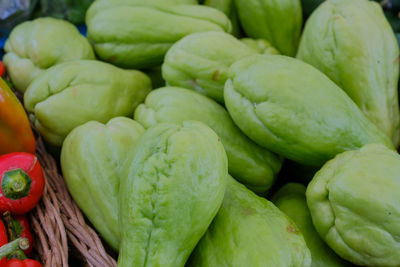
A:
134;87;282;194
3;17;94;93
272;183;351;267
187;176;311;267
118;121;228;267
240;38;280;55
162;32;257;102
234;0;302;56
24;60;151;146
173;0;198;3
307;144;400;266
86;0;231;69
203;0;241;37
224;55;393;166
297;0;400;147
61;117;145;251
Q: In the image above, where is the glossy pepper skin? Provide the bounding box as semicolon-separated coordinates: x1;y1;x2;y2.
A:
6;259;42;267
0;62;5;77
12;216;33;256
0;220;8;266
0;153;45;214
0;78;36;155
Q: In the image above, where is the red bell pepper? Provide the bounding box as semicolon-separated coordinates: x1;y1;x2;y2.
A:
11;216;33;257
0;219;8;266
5;259;42;267
0;237;41;267
0;153;45;214
0;62;5;77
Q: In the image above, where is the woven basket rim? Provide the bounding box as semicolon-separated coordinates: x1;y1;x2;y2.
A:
31;137;117;267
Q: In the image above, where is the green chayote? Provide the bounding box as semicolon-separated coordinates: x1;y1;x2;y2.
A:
307;144;400;266
86;0;231;69
162;31;257;102
119;121;228;267
240;38;280;55
173;0;198;3
297;0;400;147
272;183;351;267
24;60;151;146
3;17;94;93
188;176;311;267
134;87;282;194
234;0;302;56
61;117;144;251
203;0;241;37
224;55;393;166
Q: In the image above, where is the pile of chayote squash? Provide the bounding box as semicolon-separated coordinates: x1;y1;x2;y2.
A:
3;0;400;266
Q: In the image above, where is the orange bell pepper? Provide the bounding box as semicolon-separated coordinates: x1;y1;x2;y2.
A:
0;78;36;155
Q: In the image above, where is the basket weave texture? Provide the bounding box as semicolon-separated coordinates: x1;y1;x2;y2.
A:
30;137;117;267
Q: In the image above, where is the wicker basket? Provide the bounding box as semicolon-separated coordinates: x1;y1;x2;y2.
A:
30;137;117;267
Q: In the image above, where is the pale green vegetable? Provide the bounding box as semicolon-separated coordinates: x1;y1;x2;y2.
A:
118;121;228;267
162;31;257;102
24;60;151;146
61;117;144;251
234;0;302;56
297;0;400;147
188;177;311;267
134;87;282;194
272;183;351;267
173;0;198;3
307;144;400;266
3;17;94;93
86;0;231;69
224;55;393;166
240;38;280;55
203;0;241;36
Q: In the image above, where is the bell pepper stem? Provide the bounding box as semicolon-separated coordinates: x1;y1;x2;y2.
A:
2;211;28;260
0;238;29;259
1;169;32;200
3;211;16;241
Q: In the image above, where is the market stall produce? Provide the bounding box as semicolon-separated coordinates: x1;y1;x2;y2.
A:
86;0;232;69
3;17;95;93
24;60;151;146
61;117;145;251
134;87;282;194
0;0;400;266
298;0;400;147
